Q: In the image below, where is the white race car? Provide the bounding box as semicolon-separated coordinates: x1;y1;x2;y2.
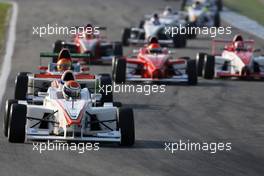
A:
121;12;188;48
183;0;221;27
4;71;135;146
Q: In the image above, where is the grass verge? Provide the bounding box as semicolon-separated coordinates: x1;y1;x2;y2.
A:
0;3;11;50
223;0;264;26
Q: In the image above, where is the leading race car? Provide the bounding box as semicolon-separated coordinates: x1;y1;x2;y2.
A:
113;37;197;85
122;11;188;48
4;70;134;146
52;24;123;64
181;0;222;12
196;35;264;80
182;0;221;28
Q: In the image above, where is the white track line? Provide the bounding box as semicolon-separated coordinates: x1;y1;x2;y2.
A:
0;2;18;105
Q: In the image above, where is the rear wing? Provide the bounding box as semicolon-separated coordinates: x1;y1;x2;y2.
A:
40;52;91;58
212;39;255;55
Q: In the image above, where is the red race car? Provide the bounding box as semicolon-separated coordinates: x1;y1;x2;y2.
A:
52;24;123;64
112;37;197;85
197;34;264;80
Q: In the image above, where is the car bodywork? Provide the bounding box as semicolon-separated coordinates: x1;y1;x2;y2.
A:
197;36;264;80
122;12;188;48
52;27;123;64
112;46;197;85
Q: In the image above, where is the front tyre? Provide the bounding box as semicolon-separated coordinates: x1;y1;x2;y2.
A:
8;104;27;143
4;99;17;137
119;108;135;146
203;55;215;79
196;53;206;76
187;59;198;85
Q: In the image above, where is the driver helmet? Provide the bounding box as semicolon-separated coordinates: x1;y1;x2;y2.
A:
193;1;202;9
62;80;81;100
151;13;160;25
57;58;72;72
234;41;244;50
147;43;161;54
85;23;94;39
163;6;172;16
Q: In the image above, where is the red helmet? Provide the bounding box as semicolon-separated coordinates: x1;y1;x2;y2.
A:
57;58;71;71
62;80;81;100
148;43;161;50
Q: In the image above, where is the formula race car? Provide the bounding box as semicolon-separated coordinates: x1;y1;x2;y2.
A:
113;37;197;85
181;0;222;12
196;35;264;80
52;24;123;64
122;12;188;48
18;49;114;103
4;70;134;146
182;0;221;27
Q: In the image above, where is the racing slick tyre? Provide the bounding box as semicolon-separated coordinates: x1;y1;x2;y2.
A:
8;104;27;143
139;20;145;29
113;42;123;57
214;12;221;27
173;33;187;48
187;59;198;85
113;58;126;84
14;74;28;100
122;28;131;46
203;55;215;79
99;74;113;102
186;22;197;39
241;66;251;80
196;53;206;76
4;99;17;137
181;0;187;10
118;108;135;146
53;40;64;62
216;0;223;11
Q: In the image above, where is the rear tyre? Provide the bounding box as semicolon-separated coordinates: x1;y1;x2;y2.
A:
186;22;197;39
187;59;198;85
173;34;187;48
122;28;131;46
196;53;206;76
119;108;135;146
203;55;215;79
99;74;113;102
214;12;221;27
4;99;17;137
216;0;223;11
113;42;123;57
139;20;145;29
8;104;27;143
113;58;126;84
14;74;28;100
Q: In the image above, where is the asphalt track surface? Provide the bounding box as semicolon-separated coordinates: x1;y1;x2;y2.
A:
1;0;264;176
